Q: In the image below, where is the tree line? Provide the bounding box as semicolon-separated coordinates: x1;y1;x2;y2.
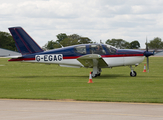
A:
0;31;163;51
0;31;17;51
42;33;93;50
43;33;141;50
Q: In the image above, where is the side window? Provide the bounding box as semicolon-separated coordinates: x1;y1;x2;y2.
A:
74;45;86;54
105;45;117;54
90;45;106;55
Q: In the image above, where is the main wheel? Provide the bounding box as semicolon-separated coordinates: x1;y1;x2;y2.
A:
97;73;101;76
91;72;97;77
130;71;137;77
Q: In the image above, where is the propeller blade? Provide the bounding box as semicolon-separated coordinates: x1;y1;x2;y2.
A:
146;37;150;72
146;37;148;52
147;57;149;72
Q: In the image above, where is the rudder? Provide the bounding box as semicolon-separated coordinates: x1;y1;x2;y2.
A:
9;27;43;55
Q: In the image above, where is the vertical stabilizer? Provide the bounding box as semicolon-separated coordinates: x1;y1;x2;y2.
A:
9;27;43;55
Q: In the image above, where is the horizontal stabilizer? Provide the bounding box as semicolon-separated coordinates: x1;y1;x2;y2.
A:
0;55;22;58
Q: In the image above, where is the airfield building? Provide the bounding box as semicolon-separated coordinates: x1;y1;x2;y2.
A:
0;48;21;57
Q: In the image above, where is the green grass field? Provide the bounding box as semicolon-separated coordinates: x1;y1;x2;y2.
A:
0;57;163;103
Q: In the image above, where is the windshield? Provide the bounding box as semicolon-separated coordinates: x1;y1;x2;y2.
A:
74;45;86;54
90;45;106;55
105;45;117;54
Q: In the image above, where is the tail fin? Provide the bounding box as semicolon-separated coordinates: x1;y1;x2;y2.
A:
8;27;43;55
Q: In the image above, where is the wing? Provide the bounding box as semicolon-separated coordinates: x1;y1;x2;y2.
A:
77;54;108;68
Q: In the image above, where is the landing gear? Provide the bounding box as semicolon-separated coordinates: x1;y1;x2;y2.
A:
91;72;101;78
130;65;137;77
97;73;101;76
91;66;101;78
91;59;102;77
130;71;137;77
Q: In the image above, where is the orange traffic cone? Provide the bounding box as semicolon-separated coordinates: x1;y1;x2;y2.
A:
143;64;146;72
88;72;93;83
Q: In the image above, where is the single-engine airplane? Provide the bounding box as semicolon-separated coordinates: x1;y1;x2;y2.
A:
6;27;153;77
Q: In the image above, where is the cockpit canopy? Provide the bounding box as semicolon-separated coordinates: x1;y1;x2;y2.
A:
74;44;117;55
105;44;117;54
90;44;106;55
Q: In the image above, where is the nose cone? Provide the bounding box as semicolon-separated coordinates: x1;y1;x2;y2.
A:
144;51;154;57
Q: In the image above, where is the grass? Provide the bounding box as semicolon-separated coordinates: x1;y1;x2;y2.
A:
0;57;163;103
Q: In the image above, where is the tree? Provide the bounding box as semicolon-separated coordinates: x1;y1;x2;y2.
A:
56;34;81;47
0;31;17;51
78;37;92;44
60;34;93;46
43;33;93;49
60;36;78;47
42;40;61;50
56;33;67;43
148;37;163;50
47;40;55;49
69;34;80;40
129;40;140;49
105;39;130;49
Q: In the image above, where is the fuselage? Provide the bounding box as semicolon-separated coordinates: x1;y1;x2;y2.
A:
7;27;154;77
9;44;146;68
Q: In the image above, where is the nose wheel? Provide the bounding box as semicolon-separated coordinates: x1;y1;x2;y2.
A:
130;66;137;77
130;71;137;77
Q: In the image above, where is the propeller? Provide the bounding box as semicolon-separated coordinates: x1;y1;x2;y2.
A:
144;38;154;72
146;39;149;72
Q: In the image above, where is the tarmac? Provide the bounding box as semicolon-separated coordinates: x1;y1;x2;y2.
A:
0;99;163;120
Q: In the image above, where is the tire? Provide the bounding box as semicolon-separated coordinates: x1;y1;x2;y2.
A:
130;71;137;77
91;72;97;78
97;73;101;76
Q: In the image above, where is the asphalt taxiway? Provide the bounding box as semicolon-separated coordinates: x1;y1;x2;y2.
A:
0;99;163;120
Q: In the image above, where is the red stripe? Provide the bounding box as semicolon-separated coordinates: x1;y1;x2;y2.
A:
62;54;144;59
63;56;80;59
8;58;35;61
101;54;144;57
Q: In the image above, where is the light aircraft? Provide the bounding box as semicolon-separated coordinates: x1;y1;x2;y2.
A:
7;27;153;77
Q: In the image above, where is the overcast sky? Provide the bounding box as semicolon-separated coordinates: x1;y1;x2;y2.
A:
1;0;163;48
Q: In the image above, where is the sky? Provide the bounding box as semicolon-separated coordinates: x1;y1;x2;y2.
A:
1;0;163;48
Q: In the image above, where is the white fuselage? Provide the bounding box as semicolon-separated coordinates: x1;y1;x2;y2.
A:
24;56;145;68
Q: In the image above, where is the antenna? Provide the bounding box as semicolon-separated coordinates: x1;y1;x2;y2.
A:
57;41;64;48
